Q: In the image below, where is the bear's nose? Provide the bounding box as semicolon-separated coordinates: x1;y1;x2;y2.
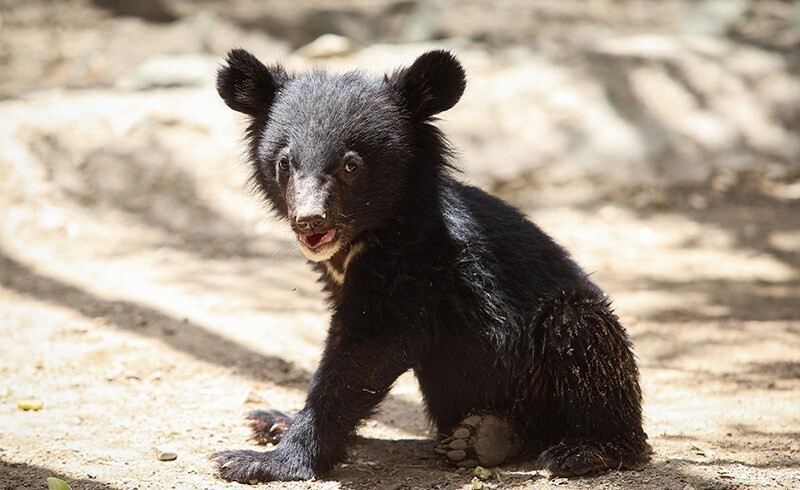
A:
296;213;328;233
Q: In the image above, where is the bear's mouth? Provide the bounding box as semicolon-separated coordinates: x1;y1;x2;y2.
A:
299;229;337;250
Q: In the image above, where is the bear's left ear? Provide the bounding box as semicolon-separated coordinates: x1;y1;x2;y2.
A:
216;49;288;118
387;50;466;121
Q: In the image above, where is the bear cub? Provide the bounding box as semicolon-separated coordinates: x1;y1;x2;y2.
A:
213;49;650;483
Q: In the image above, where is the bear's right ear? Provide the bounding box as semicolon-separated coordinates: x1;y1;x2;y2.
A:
216;49;288;118
387;50;466;121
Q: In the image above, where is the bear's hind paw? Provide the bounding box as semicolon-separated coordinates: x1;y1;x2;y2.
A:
435;413;520;468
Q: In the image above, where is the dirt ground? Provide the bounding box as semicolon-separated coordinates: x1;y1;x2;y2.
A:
1;1;799;489
2;164;799;490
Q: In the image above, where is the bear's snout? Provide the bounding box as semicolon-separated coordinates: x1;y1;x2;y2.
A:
295;213;330;234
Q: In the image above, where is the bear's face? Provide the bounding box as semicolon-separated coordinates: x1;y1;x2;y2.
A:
217;50;466;261
255;72;410;261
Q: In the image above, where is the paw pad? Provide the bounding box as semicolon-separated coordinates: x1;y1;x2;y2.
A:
435;413;520;468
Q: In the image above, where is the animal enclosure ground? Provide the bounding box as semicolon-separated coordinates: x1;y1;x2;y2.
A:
0;0;798;488
1;174;798;489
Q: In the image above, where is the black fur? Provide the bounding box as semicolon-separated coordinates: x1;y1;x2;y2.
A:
213;49;650;483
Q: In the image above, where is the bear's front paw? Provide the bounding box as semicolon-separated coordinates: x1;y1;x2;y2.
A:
212;449;279;483
538;441;610;477
212;448;316;483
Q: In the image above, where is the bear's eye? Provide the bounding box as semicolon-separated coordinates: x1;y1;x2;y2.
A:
277;155;290;172
342;152;360;174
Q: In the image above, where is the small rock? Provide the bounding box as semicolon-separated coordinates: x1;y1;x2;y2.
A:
115;55;217;90
155;446;177;461
473;466;495;480
245;389;266;404
680;0;750;36
471;477;484;489
294;34;359;59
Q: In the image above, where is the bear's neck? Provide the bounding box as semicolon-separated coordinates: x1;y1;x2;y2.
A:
320;240;366;288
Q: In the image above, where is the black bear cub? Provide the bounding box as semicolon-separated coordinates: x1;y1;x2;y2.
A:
213;49;650;483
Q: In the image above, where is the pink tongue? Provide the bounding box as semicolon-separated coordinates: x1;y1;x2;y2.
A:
304;229;334;248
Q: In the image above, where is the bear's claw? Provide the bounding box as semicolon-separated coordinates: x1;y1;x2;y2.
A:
247;409;295;445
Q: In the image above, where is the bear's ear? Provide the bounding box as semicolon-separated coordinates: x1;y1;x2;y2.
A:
387;50;466;121
216;49;288;118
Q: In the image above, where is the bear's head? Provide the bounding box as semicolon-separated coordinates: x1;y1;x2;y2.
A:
217;49;466;262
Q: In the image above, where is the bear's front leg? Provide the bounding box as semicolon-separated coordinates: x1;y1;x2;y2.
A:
213;329;411;483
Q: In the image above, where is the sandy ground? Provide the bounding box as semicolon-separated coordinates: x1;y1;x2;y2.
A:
1;143;798;490
1;1;799;489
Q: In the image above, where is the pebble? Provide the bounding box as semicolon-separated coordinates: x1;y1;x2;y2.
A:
115;54;217;90
155;446;177;461
680;0;750;35
294;34;359;59
473;466;495;480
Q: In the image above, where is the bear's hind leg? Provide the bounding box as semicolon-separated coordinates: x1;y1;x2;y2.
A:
532;289;650;476
436;413;522;468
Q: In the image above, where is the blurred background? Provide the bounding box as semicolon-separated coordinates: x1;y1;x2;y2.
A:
1;1;799;489
3;0;800;205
